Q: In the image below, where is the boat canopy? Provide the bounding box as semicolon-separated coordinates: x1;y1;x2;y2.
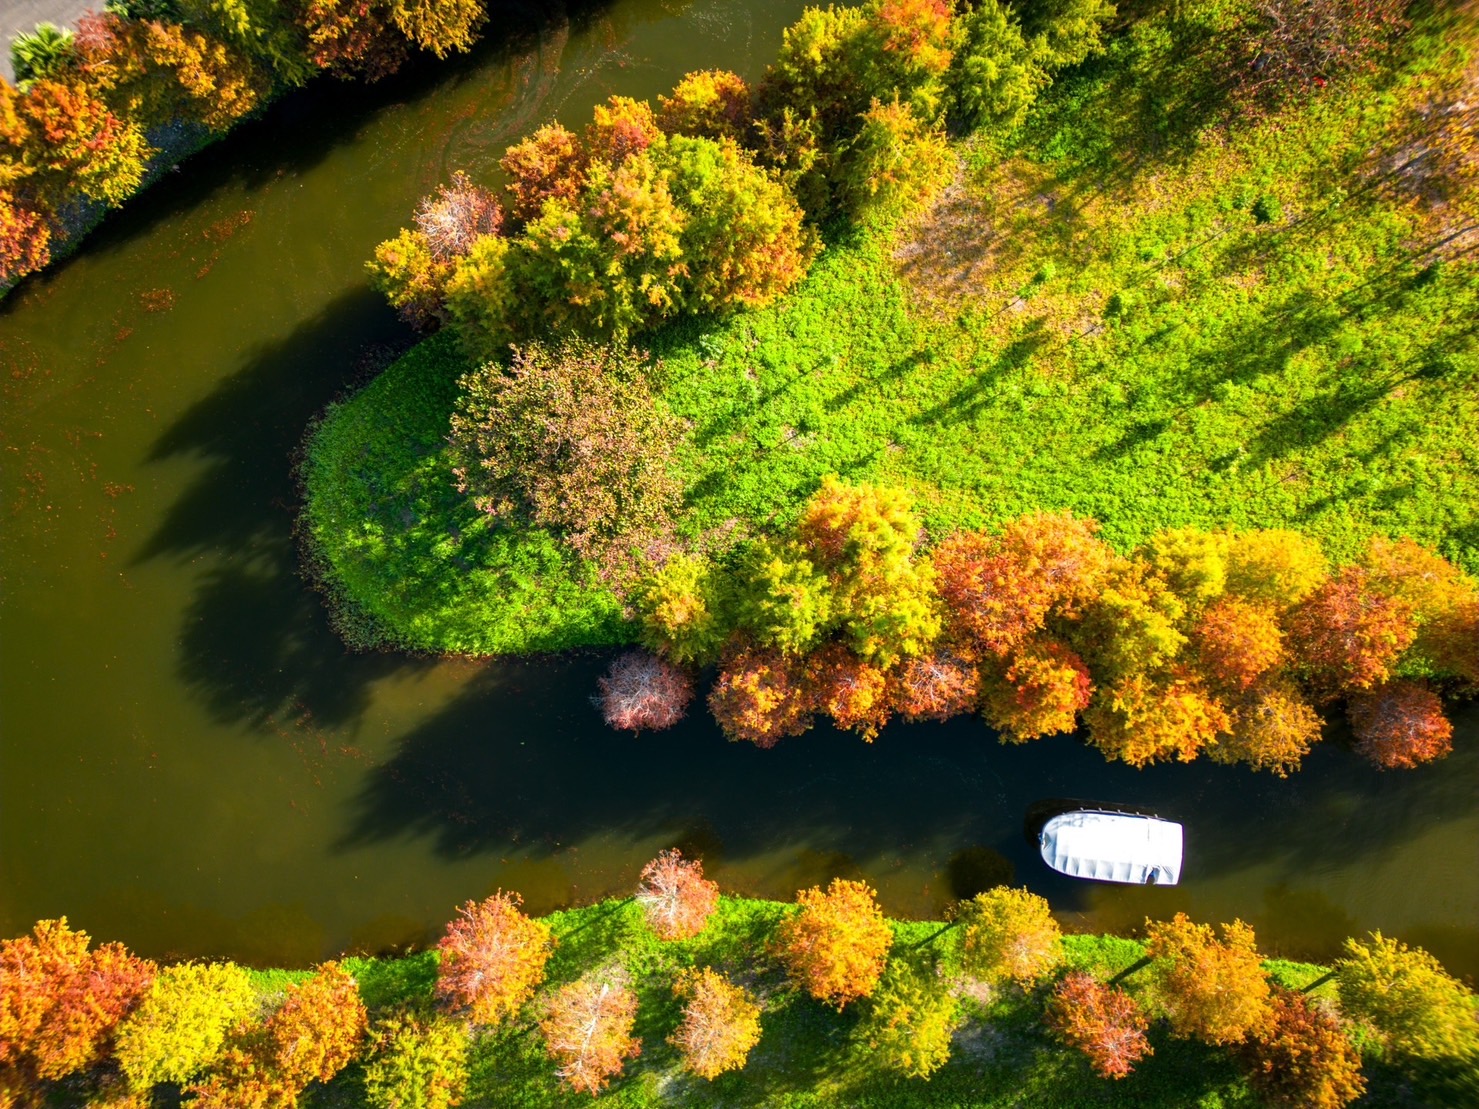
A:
1039;811;1183;886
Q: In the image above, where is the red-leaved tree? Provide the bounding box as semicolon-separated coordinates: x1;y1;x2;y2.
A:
1346;679;1454;769
1192;596;1285;693
1045;971;1153;1079
982;636;1092;741
636;850;719;941
1237;988;1365;1108
598;651;694;733
893;651;979;722
1289;566;1417;694
804;644;894;740
435;892;554;1025
499;122;585;227
539;968;641;1096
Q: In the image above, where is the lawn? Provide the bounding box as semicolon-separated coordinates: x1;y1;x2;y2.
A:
300;2;1479;656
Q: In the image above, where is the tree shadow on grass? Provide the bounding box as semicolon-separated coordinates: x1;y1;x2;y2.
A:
132;288;438;732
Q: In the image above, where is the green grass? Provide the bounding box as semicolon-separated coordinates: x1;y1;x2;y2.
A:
301;3;1479;656
282;896;1460;1108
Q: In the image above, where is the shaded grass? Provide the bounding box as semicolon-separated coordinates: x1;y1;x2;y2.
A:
301;2;1479;656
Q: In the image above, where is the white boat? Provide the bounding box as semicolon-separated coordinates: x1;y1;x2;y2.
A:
1038;809;1184;886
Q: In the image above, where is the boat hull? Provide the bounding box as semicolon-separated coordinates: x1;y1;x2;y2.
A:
1039;810;1183;886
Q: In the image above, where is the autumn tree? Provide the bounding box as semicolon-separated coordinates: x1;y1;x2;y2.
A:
1225;527;1329;607
636;849;719;941
1226;0;1407;104
1362;536;1479;683
1335;931;1479;1060
584;94;661;166
1346;679;1453;769
732;539;834;656
1021;0;1116;70
499;122;584;226
366;228;451;329
447;340;685;573
956;886;1061;986
1237;989;1366;1109
1;77;151;211
854;955;960;1079
1191;595;1285;694
414;170;501;261
1145;912;1270;1045
0;189;51;284
859;0;957;121
177;0;314;85
805;644;894;740
894;651;979;722
1075;559;1188;680
301;0;408;81
982;635;1092;741
539;968;641;1096
1083;669;1230;767
837;97;953;222
363;1012;469;1109
1289;566;1417;694
435;891;554;1026
634;554;730;666
657;70;752;141
598;651;694;733
1045;971;1152;1080
949;0;1044;131
114;962;257;1091
763;4;872;139
0;918;156;1087
708;645;815;747
389;0;485;59
1210;676;1323;776
670;968;762;1079
1140;527;1231;609
773;878;893;1008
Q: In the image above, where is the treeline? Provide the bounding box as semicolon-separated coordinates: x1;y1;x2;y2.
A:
3;856;1476;1106
365;0;1130;352
1;0;513;289
592;476;1479;771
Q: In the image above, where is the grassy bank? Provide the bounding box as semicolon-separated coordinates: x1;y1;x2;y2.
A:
301;3;1479;656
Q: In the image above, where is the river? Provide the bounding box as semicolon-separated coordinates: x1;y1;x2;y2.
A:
1;0;1475;978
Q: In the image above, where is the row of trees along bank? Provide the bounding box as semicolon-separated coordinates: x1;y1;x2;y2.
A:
3;851;1477;1106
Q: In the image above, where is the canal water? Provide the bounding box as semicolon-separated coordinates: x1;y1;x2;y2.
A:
2;0;1476;977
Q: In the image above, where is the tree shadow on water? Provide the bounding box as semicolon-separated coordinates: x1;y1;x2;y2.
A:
133;288;437;732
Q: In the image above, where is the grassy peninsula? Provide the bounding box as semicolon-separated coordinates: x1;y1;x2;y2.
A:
302;1;1479;658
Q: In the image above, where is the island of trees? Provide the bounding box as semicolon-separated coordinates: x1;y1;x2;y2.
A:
3;855;1477;1106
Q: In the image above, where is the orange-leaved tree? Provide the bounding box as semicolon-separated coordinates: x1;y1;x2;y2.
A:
1210;676;1324;776
804;644;894;740
708;645;815;747
773;878;893;1008
1082;669;1230;767
636;850;719;941
1145;912;1270;1045
893;651;980;721
1288;565;1416;695
1191;595;1285;694
1346;679;1454;769
1236;989;1365;1109
956;886;1061;986
657;70;752;142
435;892;554;1025
538;967;641;1096
1045;971;1152;1079
0;917;155;1087
669;967;762;1079
982;635;1092;741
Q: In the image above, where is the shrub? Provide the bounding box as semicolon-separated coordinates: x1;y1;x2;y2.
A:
838;97;954;222
539;968;641;1096
363;1012;469;1109
114;962;257;1091
599;651;694;733
636;849;719;940
435;892;553;1026
1346;679;1453;769
367;228;453;330
1145;912;1270;1045
1335;931;1479;1060
447;340;685;572
9;24;76;88
855;955;959;1078
1045;971;1152;1079
670;968;762;1079
956;886;1061;986
773;878;893;1008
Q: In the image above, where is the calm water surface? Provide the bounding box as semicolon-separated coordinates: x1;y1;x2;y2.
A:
2;0;1476;976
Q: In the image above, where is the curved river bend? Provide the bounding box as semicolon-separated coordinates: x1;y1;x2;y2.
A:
1;0;1475;976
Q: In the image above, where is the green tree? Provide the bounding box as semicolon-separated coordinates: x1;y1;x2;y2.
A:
733;538;834;655
949;0;1044;132
1020;0;1116;70
635;554;731;666
363;1012;469;1109
1335;931;1479;1060
956;886;1062;986
114;962;257;1091
9;24;76;90
855;955;959;1078
838;97;954;222
178;0;314;85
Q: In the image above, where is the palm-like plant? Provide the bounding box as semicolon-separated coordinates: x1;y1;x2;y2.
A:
10;23;76;90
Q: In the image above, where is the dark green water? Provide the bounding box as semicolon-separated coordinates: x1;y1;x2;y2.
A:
2;0;1476;977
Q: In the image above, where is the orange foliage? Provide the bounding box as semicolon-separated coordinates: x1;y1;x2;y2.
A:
982;636;1092;741
1289;566;1417;694
1362;536;1479;682
1212;677;1324;776
0;189;50;284
539;970;641;1096
1046;971;1152;1079
584;96;661;166
499;123;585;226
670;968;762;1079
804;644;894;740
1083;670;1231;767
957;887;1061;986
893;651;979;722
932;530;1054;658
1346;679;1454;769
1238;989;1365;1109
1192;596;1284;693
435;892;553;1025
2;78;151;210
1145;912;1271;1045
773;879;893;1008
302;0;409;81
0;918;155;1084
1225;528;1328;608
708;645;815;747
636;850;719;941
